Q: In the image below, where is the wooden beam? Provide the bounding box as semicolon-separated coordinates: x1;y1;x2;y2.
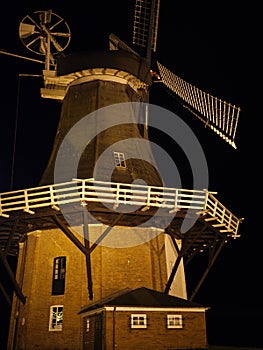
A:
0;281;12;306
52;212;124;301
0;251;26;304
82;212;93;300
89;213;124;253
164;253;183;294
52;214;90;256
189;239;226;301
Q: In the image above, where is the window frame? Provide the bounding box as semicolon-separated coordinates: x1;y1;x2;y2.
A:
52;256;66;295
113;151;127;169
49;305;64;331
130;314;147;329
167;314;183;329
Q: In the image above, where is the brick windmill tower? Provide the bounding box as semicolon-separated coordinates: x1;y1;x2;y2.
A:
0;2;242;349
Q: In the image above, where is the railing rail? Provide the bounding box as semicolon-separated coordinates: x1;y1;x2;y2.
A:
0;178;241;236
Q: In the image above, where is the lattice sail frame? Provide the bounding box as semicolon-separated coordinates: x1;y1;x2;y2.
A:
157;62;241;149
132;0;160;52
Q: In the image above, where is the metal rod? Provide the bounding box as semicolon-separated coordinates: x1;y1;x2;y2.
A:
0;49;45;64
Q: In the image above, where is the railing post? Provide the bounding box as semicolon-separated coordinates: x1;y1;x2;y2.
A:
50;185;60;211
203;189;209;211
80;179;85;202
227;212;232;231
115;183;120;207
221;207;226;224
50;185;55;206
210;194;218;217
169;188;178;213
147;186;151;206
0;196;9;218
23;190;34;214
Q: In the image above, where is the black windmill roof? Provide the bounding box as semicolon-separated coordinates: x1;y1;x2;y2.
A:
79;287;207;314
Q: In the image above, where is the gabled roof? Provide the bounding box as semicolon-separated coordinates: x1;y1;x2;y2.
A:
79;287;206;314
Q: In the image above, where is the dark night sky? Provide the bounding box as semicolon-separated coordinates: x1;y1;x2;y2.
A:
0;1;261;348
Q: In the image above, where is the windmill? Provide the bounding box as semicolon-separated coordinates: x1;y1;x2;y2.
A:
0;3;243;350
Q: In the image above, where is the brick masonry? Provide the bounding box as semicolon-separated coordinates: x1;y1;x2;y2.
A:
7;225;187;349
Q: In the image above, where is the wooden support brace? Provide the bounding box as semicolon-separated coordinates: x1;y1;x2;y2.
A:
204;217;218;221
0;251;26;304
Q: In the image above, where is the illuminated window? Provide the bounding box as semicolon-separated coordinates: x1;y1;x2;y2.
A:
86;318;90;332
131;314;147;329
49;305;63;331
167;314;183;329
52;256;66;295
113;152;126;169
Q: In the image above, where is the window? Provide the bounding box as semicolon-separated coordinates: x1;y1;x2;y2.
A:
167;314;183;329
131;314;147;329
86;318;90;332
49;305;63;331
113;152;126;169
52;256;66;295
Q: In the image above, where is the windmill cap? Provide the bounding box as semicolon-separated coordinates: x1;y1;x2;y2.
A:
56;50;152;85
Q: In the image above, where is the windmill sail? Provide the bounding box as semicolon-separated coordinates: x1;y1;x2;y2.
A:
132;0;161;57
157;61;241;149
131;0;241;149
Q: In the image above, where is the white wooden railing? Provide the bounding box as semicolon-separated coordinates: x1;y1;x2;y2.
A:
0;178;241;236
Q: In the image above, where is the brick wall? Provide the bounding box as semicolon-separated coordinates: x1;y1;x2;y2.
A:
8;225;181;349
82;309;208;350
